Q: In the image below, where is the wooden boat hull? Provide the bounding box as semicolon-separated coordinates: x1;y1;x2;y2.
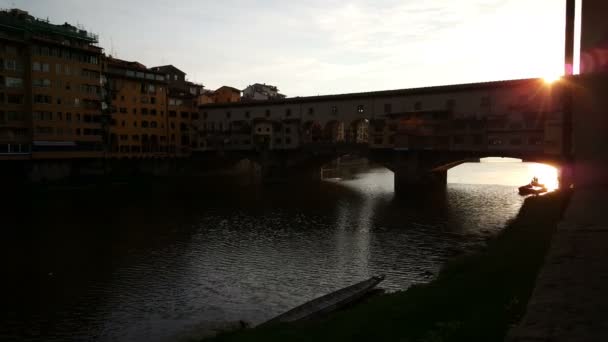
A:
259;275;385;327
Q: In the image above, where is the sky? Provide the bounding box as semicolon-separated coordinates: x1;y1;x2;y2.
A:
6;0;573;96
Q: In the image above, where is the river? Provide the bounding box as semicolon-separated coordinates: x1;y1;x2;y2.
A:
1;160;557;341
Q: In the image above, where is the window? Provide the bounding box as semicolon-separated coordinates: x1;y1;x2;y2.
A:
33;94;50;104
286;108;292;117
132;108;137;115
4;59;17;71
150;109;157;115
121;120;125;127
120;135;128;141
226;111;231;118
414;101;422;110
173;74;177;81
510;138;522;145
142;121;149;128
169;111;176;117
489;138;502;145
454;136;464;144
33;62;41;71
181;112;189;119
5;77;23;88
357;105;364;113
285;127;291;134
66;112;72;121
132;135;139;141
119;107;127;113
151;121;157;128
384;103;392;114
141;108;148;115
265;109;271;117
331;106;338;115
308;107;314;115
74;98;80;107
286;137;291;144
57;112;63;120
55;64;62;74
42;63;50;72
245;111;250;118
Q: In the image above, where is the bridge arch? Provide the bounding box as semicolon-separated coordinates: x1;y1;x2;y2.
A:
346;119;370;144
323;120;345;143
302;120;323;143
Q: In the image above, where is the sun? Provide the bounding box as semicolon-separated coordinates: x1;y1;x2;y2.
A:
542;74;562;84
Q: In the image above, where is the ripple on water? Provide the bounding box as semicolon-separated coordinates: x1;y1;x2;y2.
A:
2;167;531;341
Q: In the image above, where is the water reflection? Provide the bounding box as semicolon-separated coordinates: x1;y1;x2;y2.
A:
1;161;558;341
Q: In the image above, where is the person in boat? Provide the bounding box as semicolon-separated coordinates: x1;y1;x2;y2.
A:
530;177;540;187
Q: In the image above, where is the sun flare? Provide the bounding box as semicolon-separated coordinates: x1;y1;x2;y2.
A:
527;163;559;191
542;74;562;84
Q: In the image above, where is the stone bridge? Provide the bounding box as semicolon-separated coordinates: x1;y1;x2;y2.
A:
192;77;570;193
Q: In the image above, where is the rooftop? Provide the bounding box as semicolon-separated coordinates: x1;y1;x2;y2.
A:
0;8;99;43
200;77;548;109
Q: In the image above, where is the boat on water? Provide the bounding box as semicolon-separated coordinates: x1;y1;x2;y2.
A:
518;177;547;195
258;275;385;327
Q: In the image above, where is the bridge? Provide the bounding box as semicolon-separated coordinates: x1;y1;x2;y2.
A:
192;77;571;193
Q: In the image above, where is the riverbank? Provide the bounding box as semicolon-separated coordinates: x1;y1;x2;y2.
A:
206;190;570;341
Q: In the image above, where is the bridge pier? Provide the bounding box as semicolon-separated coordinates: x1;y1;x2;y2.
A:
392;152;447;196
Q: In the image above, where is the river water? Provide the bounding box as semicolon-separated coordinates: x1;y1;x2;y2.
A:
1;160;556;341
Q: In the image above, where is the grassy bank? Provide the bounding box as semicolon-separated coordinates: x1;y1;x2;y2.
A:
207;191;570;342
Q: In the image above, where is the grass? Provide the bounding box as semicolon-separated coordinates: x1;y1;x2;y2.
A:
206;191;570;342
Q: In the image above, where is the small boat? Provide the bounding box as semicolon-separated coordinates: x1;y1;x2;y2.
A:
258;275;385;327
518;184;547;195
519;177;548;195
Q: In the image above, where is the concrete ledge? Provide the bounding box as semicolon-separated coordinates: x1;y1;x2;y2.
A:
508;189;608;342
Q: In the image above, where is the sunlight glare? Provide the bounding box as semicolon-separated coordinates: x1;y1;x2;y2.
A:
527;163;559;191
542;74;562;84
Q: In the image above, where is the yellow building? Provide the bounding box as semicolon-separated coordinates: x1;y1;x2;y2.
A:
0;8;104;160
104;57;169;158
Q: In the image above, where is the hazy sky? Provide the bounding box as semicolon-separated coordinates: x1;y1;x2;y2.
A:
7;0;570;96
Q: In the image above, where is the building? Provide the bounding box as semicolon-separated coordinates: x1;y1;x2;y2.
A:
213;86;241;103
194;78;565;156
242;83;286;101
103;57;169;158
150;65;204;156
0;8;104;160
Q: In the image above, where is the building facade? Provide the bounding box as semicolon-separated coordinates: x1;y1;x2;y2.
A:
242;83;285;101
0;8;104;160
213;86;241;103
103;57;169;158
150;65;204;156
194;78;565;157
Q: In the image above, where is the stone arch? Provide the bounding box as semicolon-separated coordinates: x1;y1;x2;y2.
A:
346;119;370;143
302;120;323;143
323;120;345;142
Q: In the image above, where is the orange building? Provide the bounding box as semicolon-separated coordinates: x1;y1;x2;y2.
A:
213;86;241;103
103;57;169;158
0;9;104;160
